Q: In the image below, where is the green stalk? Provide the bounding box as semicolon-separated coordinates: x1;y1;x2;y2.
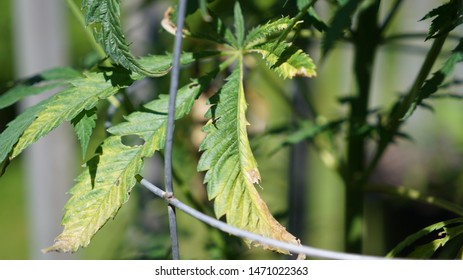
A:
359;33;448;189
344;0;381;253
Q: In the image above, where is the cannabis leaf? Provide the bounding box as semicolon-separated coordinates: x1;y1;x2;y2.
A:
249;42;316;79
404;39;463;119
0;67;81;110
82;0;164;76
0;72;119;171
421;0;463;40
244;17;294;50
44;76;211;253
387;218;463;258
0;53;198;175
197;60;300;254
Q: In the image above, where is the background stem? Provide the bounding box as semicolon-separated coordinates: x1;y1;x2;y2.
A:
344;0;381;253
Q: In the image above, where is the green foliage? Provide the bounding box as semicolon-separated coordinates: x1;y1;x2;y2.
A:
0;67;81;110
82;0;164;76
0;0;318;256
249;42;316;79
44;77;207;253
2;0;463;260
404;39;463;119
388;218;463;259
198;62;299;253
421;0;463;40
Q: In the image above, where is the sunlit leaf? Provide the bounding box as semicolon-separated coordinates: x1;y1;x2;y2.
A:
44;75;212;253
198;61;300;254
0;53;203;174
244;17;294;50
249;42;316;79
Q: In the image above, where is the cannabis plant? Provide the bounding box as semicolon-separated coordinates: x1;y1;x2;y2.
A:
1;0;463;259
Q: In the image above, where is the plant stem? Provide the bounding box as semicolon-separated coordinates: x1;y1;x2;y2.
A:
360;33;448;189
344;0;381;253
165;0;188;260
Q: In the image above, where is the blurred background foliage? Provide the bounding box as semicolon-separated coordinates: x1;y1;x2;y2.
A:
1;0;463;259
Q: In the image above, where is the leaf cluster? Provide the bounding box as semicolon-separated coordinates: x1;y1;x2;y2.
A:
0;0;316;255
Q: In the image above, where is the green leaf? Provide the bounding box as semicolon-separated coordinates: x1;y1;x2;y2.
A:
0;72;119;170
71;107;98;159
44;76;211;253
233;2;245;48
244;17;294;50
387;218;463;258
421;0;463;40
197;61;300;254
82;0;163;77
322;0;360;57
404;39;463;119
9;72;120;161
0;102;44;176
0;53;194;173
249;42;316;79
0;67;81;109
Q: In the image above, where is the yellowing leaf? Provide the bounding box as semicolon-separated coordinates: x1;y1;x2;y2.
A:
44;77;210;253
198;60;300;254
249;42;316;79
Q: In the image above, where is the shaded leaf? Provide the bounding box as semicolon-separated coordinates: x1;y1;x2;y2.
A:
387;218;463;259
0;102;45;175
198;61;300;254
297;0;328;32
44;75;212;253
421;0;463;40
322;0;360;57
249;42;316;79
404;39;463;119
0;67;81;109
82;0;162;76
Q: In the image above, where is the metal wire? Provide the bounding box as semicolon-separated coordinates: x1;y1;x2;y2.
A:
164;0;188;260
